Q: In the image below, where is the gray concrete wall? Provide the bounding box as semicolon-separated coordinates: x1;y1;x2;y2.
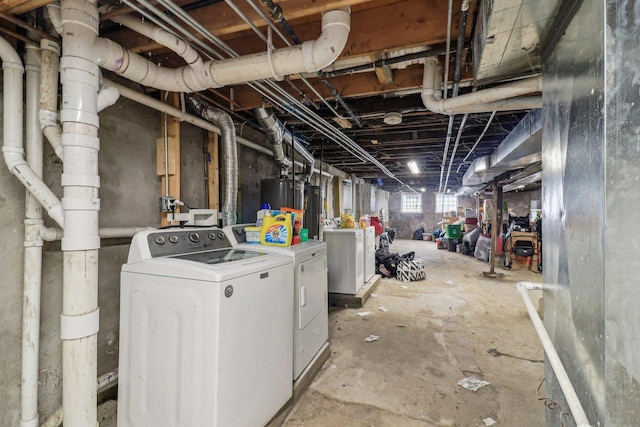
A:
389;192;475;239
0;91;213;424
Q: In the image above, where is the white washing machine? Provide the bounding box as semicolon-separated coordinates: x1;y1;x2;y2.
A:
225;225;328;380
323;228;365;294
118;227;294;427
362;226;376;282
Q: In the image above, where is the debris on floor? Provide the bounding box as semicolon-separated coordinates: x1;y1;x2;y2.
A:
457;376;490;391
364;335;379;342
483;417;497;426
370;293;378;298
400;285;408;289
378;306;389;312
357;311;372;317
445;280;455;285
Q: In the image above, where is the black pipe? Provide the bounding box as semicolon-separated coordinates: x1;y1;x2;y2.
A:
261;0;301;44
322;48;449;78
261;0;363;127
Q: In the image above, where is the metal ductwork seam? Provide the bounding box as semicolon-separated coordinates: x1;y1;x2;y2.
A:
189;96;237;226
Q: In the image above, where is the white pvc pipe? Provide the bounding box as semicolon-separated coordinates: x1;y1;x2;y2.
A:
96;83;120;112
1;38;64;227
41;369;119;427
516;282;591;427
107;79;332;177
60;0;101;425
422;57;542;115
111;14;203;69
94;8;350;91
39;39;63;160
21;45;43;427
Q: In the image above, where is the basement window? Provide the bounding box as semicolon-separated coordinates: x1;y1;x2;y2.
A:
401;193;422;213
435;193;458;213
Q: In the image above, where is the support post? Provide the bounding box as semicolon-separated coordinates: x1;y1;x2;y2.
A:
158;92;180;226
206;132;219;211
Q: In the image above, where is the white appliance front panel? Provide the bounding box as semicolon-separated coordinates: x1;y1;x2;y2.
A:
118;263;293;427
363;226;376;281
298;255;327;329
324;229;365;294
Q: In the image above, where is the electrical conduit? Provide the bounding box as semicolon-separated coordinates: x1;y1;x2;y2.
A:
59;0;102;425
516;282;591;427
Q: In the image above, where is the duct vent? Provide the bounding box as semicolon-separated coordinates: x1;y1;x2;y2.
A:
383;112;402;125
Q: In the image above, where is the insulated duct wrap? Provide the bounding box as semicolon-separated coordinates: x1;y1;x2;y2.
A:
189;97;237;226
255;106;291;175
255;106;315;182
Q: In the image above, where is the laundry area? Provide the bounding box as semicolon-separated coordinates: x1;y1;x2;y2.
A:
0;0;638;427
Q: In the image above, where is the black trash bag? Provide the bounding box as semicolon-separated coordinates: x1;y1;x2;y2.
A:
375;249;415;278
412;227;425;240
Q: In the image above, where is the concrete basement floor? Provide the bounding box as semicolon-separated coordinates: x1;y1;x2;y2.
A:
98;238;545;426
282;238;545;427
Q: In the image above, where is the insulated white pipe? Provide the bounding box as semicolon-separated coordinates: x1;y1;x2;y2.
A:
39;39;63;160
94;8;351;91
60;0;102;425
422;57;542;115
0;38;64;227
21;44;43;427
516;282;591;427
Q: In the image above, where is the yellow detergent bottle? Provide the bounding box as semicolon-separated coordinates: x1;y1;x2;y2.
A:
261;213;293;246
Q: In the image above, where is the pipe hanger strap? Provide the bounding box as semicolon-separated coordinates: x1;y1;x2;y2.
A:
60;308;100;340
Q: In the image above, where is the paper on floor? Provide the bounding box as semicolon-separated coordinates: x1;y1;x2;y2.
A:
457;376;490;391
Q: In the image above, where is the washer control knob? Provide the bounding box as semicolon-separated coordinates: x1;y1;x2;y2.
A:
189;232;200;243
217;231;225;240
169;235;179;244
208;232;217;240
154;236;166;245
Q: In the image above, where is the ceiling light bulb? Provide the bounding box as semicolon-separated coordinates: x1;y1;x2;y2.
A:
407;161;420;174
420;187;426;192
383;112;402;125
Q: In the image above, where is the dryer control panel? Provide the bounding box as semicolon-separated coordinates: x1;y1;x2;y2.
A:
147;228;232;258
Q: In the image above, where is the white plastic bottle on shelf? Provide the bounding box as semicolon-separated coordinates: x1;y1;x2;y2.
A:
256;203;271;227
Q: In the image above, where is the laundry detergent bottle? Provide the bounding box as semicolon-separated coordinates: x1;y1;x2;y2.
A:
260;213;293;246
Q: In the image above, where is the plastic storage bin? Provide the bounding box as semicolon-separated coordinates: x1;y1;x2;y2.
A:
446;224;461;239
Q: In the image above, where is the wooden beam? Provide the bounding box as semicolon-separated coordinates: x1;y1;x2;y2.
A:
159;92;181;226
372;53;394;85
206;132;220;211
0;0;52;15
230;65;425;110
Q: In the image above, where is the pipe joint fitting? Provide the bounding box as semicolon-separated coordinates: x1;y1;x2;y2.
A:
61;197;100;211
40;39;60;54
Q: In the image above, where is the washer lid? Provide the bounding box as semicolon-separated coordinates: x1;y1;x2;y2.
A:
122;248;292;282
171;248;266;265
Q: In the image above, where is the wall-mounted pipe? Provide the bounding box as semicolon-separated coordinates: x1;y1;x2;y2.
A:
0;37;64;227
39;39;63;160
516;282;591;427
20;44;43;427
421;57;542;115
96;83;120;112
106;79;332;177
59;0;102;425
189;96;238;226
95;8;350;92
